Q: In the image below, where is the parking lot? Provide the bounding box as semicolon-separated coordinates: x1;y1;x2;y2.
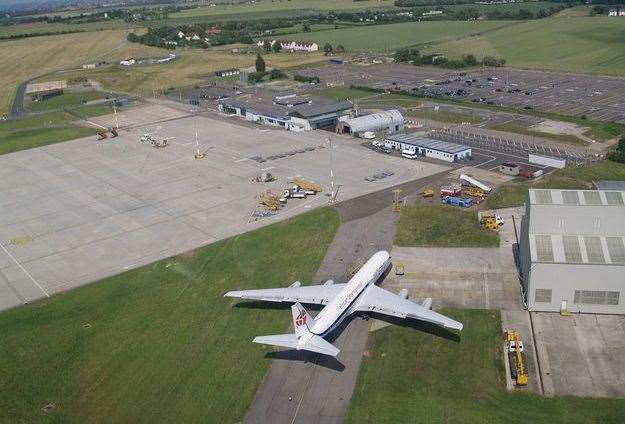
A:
0;106;449;311
301;63;625;124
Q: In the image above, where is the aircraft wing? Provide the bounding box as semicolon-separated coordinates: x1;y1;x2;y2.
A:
355;285;463;330
224;283;345;306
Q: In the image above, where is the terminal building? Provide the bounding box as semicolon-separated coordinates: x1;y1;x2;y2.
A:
338;109;404;137
384;132;471;163
218;95;352;131
519;189;625;314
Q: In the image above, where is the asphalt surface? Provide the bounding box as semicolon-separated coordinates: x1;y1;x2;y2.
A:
244;170;450;424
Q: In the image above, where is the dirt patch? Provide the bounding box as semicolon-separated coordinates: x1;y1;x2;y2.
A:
530;120;591;142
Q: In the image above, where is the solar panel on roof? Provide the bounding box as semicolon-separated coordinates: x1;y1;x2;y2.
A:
562;191;580;205
582;191;602;205
535;235;554;262
583;236;605;263
606;237;625;264
562;235;582;263
605;192;624;205
534;190;553;205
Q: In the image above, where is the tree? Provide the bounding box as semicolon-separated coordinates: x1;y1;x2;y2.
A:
323;42;333;56
255;54;266;73
302;23;311;32
272;41;282;53
270;68;286;80
263;40;272;52
335;44;345;53
462;54;478;67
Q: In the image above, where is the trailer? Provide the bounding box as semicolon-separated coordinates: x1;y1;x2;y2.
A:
459;174;492;193
529;153;565;169
441;195;473;208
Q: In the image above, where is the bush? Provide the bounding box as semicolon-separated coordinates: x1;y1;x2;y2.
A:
270;68;286;80
255;54;266;73
294;74;320;84
247;71;266;84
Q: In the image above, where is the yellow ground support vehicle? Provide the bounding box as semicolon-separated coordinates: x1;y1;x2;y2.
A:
463;186;486;198
504;330;528;386
292;178;322;193
421;188;434;198
481;216;499;231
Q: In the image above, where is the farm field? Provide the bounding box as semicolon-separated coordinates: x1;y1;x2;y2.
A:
444;1;563;13
425;16;625;76
347;309;625;423
395;204;499;248
0;207;340;423
170;0;396;18
286;20;513;52
484;160;625;209
0;19;131;37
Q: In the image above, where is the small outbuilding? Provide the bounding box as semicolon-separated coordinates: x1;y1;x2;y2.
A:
385;132;471;163
338;110;404;137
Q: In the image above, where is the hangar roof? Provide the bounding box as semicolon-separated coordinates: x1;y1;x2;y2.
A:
339;109;403;133
527;189;625;265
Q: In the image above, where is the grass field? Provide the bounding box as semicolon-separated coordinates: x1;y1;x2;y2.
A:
395;204;499;248
425;16;625;76
0;104;113;155
0;20;131;37
24;90;107;112
286;20;513;52
347;309;625;423
484;160;625;209
0;29;163;116
0;207;339;423
406;108;484;125
170;0;396;18
489;122;587;145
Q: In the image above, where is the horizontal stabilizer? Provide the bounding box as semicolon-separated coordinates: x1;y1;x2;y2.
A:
253;333;340;357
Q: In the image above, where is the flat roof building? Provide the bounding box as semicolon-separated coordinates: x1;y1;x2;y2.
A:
519;189;625;314
384;132;471;163
338;109;404;136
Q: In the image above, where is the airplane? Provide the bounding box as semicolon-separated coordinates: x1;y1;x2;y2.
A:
224;250;463;357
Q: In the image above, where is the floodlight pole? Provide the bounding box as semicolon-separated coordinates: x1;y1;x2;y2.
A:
328;136;335;204
113;102;119;130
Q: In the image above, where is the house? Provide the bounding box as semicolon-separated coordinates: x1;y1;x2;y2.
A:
257;39;319;52
120;58;136;66
206;27;221;36
190;34;201;41
177;31;185;39
422;10;443;16
215;68;241;77
608;9;617;16
165;41;178;46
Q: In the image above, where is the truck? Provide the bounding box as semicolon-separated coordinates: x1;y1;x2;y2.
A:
441;196;473;208
463;186;486;198
440;183;462;197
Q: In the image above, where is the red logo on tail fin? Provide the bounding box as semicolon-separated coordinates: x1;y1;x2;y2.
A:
295;310;307;326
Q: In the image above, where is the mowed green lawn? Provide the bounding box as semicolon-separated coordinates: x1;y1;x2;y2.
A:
287;20;513;52
24;91;107;112
347;309;625;423
484;160;625;209
426;16;625;76
0;207;339;423
395;204;499;248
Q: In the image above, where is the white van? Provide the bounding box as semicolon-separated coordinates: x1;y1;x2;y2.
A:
401;149;418;159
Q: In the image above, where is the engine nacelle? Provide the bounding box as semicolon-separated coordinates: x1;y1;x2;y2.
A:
323;280;335;286
289;281;301;288
399;289;409;299
422;298;432;310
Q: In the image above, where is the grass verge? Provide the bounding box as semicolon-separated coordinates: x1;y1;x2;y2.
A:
24;91;107;112
347;309;625;423
484;160;625;209
395;204;499;248
406;108;484;125
0;207;340;423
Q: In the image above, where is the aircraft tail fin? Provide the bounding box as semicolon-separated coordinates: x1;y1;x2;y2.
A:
291;302;313;338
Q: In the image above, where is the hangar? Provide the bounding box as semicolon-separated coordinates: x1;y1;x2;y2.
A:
519;189;625;314
338;109;404;136
384;132;471;162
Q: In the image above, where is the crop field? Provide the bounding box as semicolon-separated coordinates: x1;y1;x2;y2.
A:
0;30;163;116
285;20;513;52
347;309;625;423
484;160;625;209
425;16;625;76
0;207;339;423
444;1;563;13
0;20;131;37
395;205;499;248
170;0;396;18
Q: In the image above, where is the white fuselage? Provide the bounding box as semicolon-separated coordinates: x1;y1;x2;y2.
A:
308;251;391;337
